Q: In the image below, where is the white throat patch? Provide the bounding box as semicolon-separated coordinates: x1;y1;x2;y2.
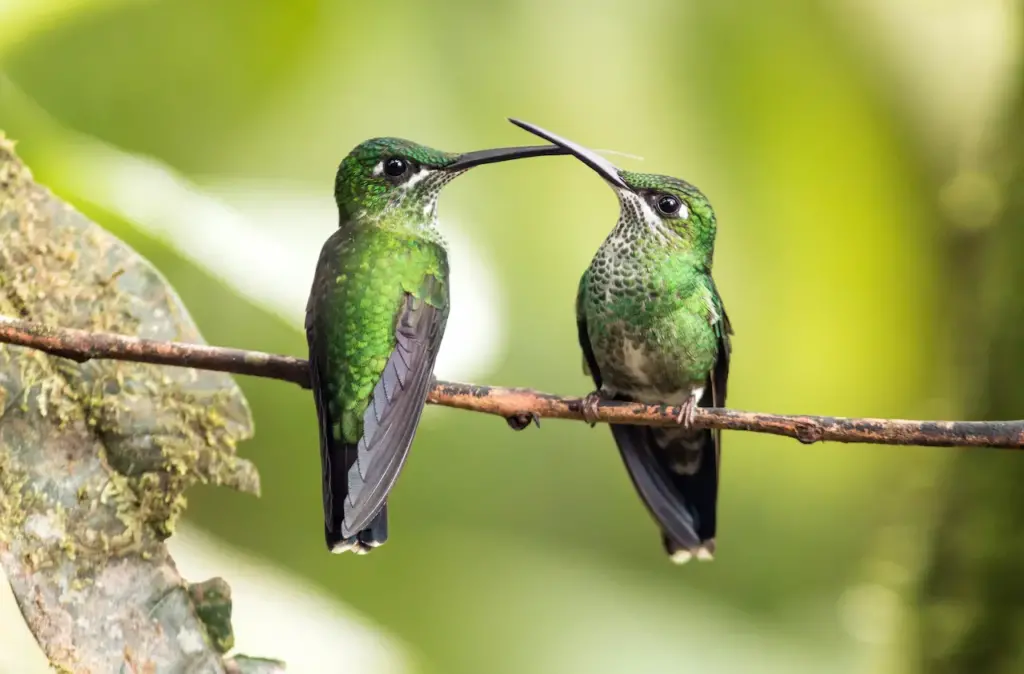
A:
614;190;673;243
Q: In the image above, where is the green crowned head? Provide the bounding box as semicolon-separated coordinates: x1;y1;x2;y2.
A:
334;136;566;226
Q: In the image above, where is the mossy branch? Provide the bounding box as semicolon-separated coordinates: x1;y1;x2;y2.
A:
0;135;282;673
0;316;1021;449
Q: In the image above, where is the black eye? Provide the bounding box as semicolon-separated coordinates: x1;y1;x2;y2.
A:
383;157;409;177
656;194;682;216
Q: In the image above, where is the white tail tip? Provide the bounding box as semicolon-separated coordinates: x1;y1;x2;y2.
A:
670;545;715;565
331;539;372;555
670;549;694;565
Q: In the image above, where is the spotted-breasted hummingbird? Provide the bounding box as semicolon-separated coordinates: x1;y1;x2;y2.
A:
306;137;565;554
510;119;733;563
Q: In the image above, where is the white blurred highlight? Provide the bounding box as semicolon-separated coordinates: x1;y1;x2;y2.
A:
168;525;410;672
0;526;411;673
837;583;900;645
0;567;49;674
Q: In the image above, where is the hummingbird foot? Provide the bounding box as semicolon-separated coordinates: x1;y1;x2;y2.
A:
506;412;541;431
581;391;605;427
675;396;697;429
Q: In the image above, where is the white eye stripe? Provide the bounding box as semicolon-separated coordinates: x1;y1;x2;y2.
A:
632;194;662;226
373;161;430;188
400;167;430;191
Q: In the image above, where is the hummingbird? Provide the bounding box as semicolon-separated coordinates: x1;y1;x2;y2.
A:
306;136;566;554
509;119;732;563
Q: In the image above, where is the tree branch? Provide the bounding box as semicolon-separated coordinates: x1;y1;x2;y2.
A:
1;316;1021;449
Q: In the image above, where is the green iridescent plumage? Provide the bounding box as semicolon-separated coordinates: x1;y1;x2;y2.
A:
510;119;732;564
306;136;567;555
313;226;448;445
577;172;723;396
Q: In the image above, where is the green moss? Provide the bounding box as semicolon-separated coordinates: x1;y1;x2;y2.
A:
0;133;275;670
0;449;30;543
0;133;258;552
79;376;258;536
0;143;257;537
189;577;236;654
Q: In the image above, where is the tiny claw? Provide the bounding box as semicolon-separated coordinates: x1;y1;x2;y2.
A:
506;412;541;431
581;391;604;428
675;397;697;429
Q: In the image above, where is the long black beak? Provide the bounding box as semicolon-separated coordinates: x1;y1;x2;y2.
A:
444;144;568;171
508;118;631;190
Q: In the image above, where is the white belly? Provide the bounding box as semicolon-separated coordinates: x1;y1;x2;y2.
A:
620;339;652;384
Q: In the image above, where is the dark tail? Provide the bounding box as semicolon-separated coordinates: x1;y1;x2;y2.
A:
609;415;718;564
321;433;387;555
326;502;389;555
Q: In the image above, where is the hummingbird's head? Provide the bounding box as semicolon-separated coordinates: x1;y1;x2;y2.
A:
508;119;718;267
335;137;565;225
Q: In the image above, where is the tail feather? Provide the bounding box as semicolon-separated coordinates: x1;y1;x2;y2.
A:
322;430;389;555
610;418;718;563
328;503;388;555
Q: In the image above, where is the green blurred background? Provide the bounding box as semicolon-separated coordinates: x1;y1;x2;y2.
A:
1;1;1021;672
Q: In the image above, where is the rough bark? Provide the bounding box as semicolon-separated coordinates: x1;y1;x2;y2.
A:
0;134;282;672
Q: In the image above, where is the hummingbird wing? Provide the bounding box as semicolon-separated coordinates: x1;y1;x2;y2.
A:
307;228;449;550
340;282;447;537
576;277;603;386
705;275;732;475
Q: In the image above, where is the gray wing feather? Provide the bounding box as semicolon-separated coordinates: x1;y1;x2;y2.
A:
341;285;447;536
706;276;732;471
306;234;346;535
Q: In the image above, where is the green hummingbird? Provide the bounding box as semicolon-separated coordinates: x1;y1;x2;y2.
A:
510;119;732;563
306;136;565;554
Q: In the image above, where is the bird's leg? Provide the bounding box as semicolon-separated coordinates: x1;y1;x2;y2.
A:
505;412;541;431
675;395;698;429
581;390;605;428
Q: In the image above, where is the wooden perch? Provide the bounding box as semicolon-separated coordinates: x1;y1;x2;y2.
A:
0;316;1020;449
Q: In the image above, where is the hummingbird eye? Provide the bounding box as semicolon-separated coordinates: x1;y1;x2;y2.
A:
383;157;410;178
655;191;679;215
651;192;692;219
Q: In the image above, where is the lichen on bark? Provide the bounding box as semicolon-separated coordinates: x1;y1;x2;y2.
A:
0;132;274;672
